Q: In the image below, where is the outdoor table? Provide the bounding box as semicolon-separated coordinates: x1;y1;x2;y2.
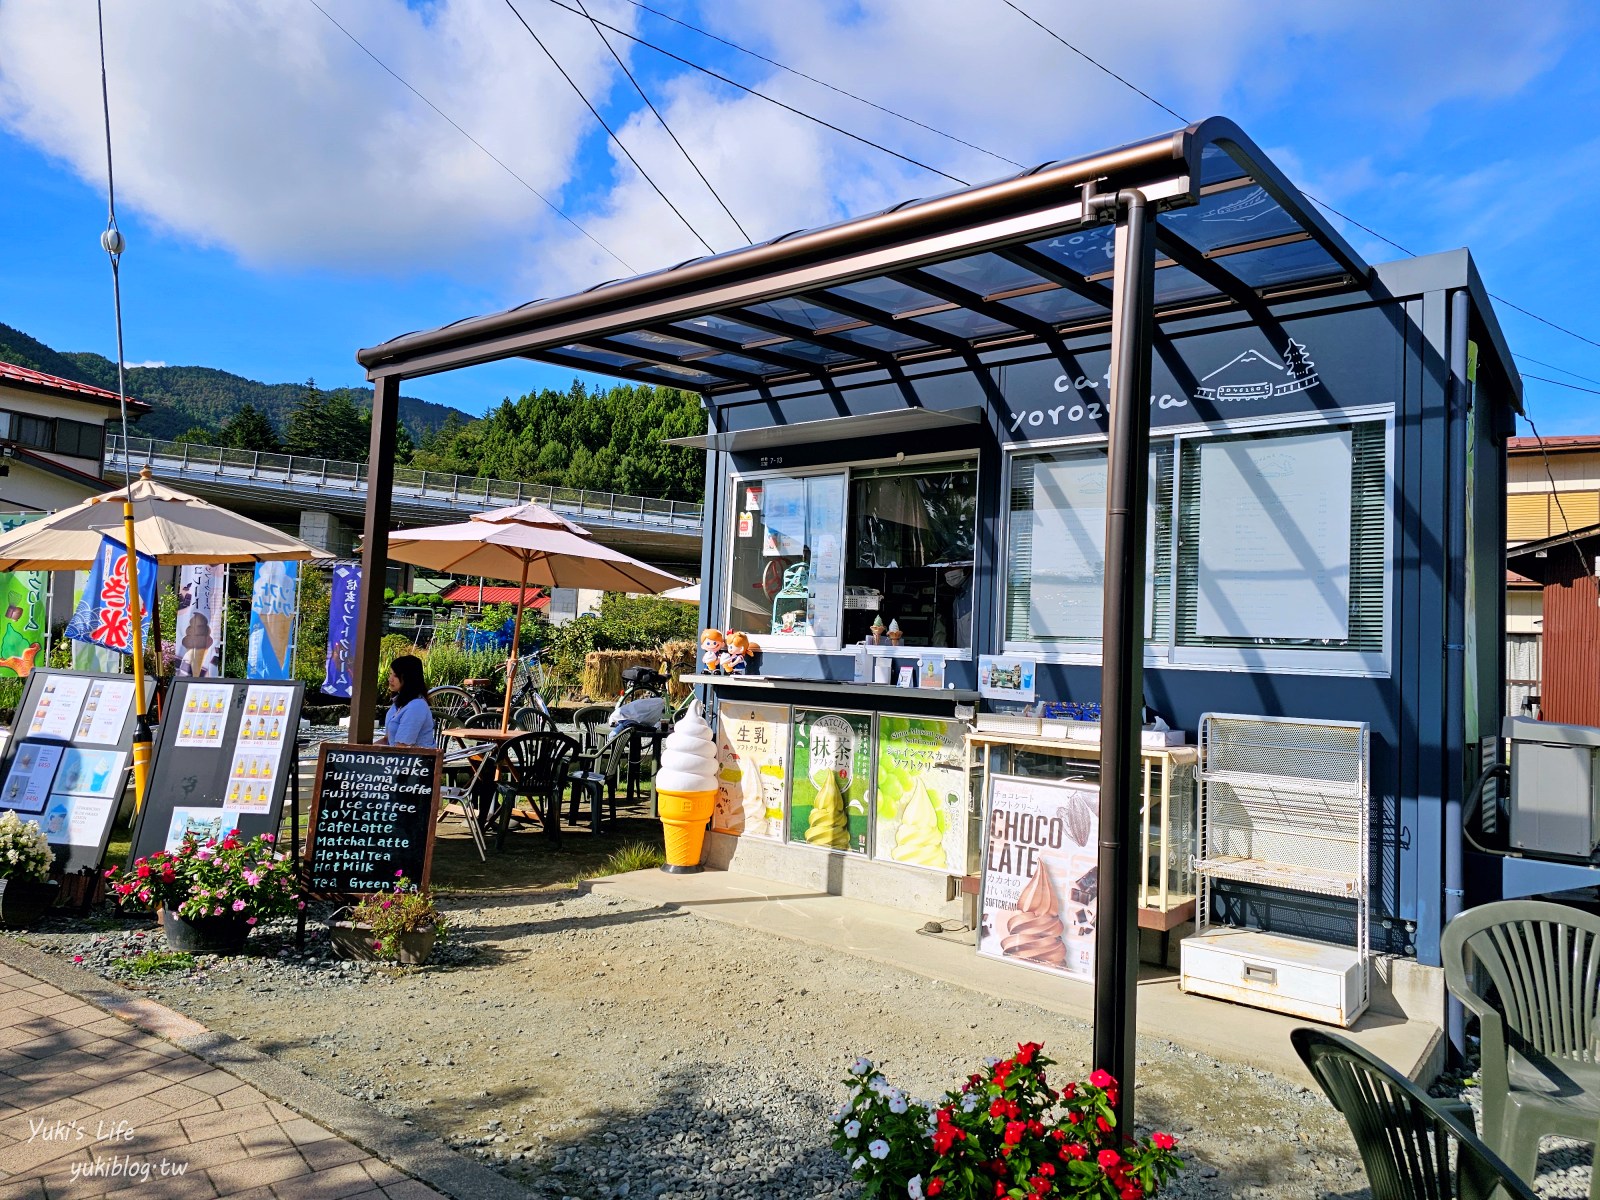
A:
439;728;560;844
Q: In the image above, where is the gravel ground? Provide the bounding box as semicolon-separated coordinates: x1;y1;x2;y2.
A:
15;889;1592;1200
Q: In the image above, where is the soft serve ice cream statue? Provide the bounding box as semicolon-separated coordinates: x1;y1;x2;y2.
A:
655;700;721;872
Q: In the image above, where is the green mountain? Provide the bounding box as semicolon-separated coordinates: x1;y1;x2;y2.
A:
0;322;469;444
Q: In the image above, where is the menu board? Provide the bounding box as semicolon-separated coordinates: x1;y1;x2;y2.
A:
711;702;788;839
128;678;305;863
787;708;872;855
872;714;968;874
0;669;148;874
977;775;1100;982
305;745;440;896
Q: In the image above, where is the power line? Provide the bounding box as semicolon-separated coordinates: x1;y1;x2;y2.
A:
1522;373;1600;398
571;0;751;245
1525;411;1596;586
1515;355;1600;389
994;0;1600;362
304;0;634;273
535;0;969;186
503;0;718;256
615;0;1024;170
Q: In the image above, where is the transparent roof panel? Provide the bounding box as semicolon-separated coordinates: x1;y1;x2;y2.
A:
823;277;942;315
757;296;845;331
698;352;790;376
825;323;935;352
1219;238;1345;289
1027;225;1116;279
1160;184;1301;254
671;314;776;345
919;252;1045;297
765;339;860;365
629;361;719;383
997;286;1109;325
607;328;709;355
1198;141;1251;188
1152;263;1217;306
552;344;646;370
910;307;1018;339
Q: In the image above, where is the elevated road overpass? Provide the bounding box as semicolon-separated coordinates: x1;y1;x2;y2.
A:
106;435;702;567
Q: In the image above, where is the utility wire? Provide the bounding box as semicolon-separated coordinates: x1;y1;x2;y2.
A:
304;0;634;273
1516;355;1600;389
1525;411;1596;587
1522;373;1600;398
572;0;751;245
504;0;717;256
985;0;1600;376
614;0;1024;170
536;0;969;186
94;1;133;497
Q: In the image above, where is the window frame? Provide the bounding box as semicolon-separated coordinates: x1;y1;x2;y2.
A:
723;449;982;657
1000;404;1394;677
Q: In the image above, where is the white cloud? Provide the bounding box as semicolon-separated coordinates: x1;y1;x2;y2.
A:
128;361;167;369
0;0;1581;310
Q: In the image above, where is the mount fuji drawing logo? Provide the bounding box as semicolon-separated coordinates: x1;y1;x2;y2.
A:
1193;339;1319;403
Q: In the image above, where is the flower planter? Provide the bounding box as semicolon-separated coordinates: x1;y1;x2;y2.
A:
330;919;438;965
160;909;253;955
0;877;58;929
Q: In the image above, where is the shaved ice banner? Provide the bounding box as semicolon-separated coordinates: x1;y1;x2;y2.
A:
247;560;299;681
65;536;157;658
0;513;47;676
977;775;1099;982
872;714;969;874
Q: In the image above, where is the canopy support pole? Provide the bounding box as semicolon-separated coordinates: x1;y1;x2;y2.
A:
350;374;400;743
501;554;531;732
1091;188;1154;1136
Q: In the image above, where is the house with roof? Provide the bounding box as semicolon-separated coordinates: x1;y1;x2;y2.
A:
0;360;148;511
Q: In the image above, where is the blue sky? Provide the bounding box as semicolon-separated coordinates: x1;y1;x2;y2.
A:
2;0;1598;431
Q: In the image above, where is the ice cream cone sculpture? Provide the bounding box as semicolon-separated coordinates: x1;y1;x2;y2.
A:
655;700;720;872
1002;861;1068;967
891;783;946;869
804;770;851;849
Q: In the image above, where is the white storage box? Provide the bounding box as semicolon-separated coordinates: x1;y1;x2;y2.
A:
1180;927;1368;1027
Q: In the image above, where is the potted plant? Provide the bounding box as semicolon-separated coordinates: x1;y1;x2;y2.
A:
330;873;446;965
104;830;303;954
0;811;58;929
832;1044;1182;1199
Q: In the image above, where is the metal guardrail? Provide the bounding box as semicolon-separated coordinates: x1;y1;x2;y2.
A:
107;435;703;530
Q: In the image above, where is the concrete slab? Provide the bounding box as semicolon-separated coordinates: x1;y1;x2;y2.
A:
584;866;1443;1087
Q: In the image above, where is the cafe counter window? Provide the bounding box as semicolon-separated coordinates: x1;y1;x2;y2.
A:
1004;414;1391;674
726;457;979;653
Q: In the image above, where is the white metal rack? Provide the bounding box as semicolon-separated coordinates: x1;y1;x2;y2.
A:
1185;713;1370;1025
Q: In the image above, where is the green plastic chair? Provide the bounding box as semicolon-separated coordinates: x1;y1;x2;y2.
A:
1441;899;1600;1199
1291;1027;1539;1200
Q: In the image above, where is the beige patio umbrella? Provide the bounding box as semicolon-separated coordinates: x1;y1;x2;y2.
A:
0;468;329;569
380;502;687;729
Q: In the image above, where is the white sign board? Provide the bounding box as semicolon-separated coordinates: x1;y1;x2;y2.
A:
1196;430;1353;641
1028;458;1106;639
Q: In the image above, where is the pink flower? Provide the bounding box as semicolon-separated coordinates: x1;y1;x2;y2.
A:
262;833;275;843
1089;1069;1114;1090
296;901;306;910
72;955;83;963
246;917;257;926
232;900;247;912
212;906;224;917
372;940;382;950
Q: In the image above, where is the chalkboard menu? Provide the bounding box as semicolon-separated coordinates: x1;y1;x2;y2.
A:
0;669;151;873
305;744;440;897
128;678;306;863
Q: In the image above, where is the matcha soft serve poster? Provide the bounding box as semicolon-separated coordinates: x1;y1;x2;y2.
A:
788;709;871;854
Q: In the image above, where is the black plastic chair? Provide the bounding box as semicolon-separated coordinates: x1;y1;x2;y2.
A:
492;731;579;850
1291;1027;1540;1200
511;706;557;733
568;704;612;756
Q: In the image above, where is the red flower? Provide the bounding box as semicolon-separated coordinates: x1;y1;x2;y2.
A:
1003;1121;1025;1146
993;1183;1006;1198
1096;1116;1113;1134
1097;1149;1122;1170
989;1098;1008;1118
927;1181;943;1198
1016;1041;1042;1065
135;863;150;879
933;1128;958;1154
1152;1132;1176;1150
1089;1069;1114;1089
1120;1187;1143;1200
1061;1144;1087;1161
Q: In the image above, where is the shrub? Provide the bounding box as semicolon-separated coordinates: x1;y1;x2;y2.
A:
0;811;52;883
346;874;446;959
104;830;302;923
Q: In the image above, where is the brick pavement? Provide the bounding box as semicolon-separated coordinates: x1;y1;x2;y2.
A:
0;959;445;1200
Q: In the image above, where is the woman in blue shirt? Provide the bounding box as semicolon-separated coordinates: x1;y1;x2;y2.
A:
379;655;437;748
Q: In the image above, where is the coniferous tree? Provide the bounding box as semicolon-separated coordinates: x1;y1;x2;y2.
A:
218;403;282;453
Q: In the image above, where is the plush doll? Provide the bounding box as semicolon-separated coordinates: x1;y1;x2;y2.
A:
724;631;758;675
700;628;728;674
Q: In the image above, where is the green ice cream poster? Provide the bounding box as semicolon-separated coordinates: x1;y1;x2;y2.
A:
0;514;47;677
873;715;968;874
788;708;871;854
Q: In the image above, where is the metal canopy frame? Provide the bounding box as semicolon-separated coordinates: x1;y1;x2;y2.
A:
349;118;1382;1129
357;118;1371;391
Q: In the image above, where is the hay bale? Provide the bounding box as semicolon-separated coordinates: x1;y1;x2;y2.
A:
582;650;662;701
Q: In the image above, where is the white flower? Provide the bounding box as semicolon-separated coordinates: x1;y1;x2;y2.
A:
849;1057;873;1076
868;1139;890;1160
853;1156;866;1171
844;1120;861;1138
889;1091;909;1114
831;1102;851;1122
908;1176;924;1199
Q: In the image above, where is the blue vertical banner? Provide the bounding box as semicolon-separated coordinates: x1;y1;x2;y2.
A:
247;560;300;680
64;536;157;656
322;564;360;698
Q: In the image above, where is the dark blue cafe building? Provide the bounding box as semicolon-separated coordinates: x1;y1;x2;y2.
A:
354;119;1523;1049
